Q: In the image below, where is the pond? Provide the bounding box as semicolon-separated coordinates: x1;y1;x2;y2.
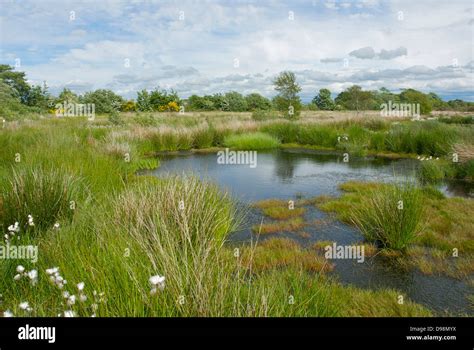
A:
147;149;473;316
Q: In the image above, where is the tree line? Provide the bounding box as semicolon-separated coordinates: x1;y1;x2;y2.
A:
1;65;472;118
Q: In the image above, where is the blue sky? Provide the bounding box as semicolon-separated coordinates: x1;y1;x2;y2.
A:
0;0;472;101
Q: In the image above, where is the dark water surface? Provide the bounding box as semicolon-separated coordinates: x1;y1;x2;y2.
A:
149;149;473;315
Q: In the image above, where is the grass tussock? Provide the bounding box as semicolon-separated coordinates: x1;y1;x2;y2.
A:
349;182;424;251
0;166;83;233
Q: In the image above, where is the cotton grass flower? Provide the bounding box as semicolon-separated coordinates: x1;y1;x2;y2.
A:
27;214;35;226
8;222;19;233
149;274;165;295
19;302;32;312
13;266;37;285
66;295;76;306
3;310;13;317
46;267;66;289
28;269;38;284
53;222;60;230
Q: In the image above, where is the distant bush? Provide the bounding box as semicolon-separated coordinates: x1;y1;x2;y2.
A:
82;89;124;114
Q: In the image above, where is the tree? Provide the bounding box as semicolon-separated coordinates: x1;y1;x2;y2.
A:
25;81;52;109
137;89;152;111
427;92;447;111
223;91;247;112
82;89;124;114
245;93;272;111
273;71;302;119
312;88;334;110
399;89;432;114
0;80;28;118
0;64;30;103
57;88;79;104
335;85;374;114
186;94;215;111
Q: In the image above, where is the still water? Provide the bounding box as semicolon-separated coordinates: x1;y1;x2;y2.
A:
149;149;473;315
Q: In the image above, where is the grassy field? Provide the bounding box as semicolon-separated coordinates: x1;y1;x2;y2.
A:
1;111;473;317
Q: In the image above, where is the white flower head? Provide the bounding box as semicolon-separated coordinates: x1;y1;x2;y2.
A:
149;274;165;294
3;310;14;317
13;274;22;281
53;222;60;229
67;295;76;306
28;269;38;280
19;302;30;311
80;294;87;302
77;282;85;291
149;275;165;286
46;267;59;275
16;265;25;273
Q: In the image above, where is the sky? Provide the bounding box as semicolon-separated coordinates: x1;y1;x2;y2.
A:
0;0;473;101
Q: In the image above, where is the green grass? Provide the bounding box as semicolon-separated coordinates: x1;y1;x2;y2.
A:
223;132;280;150
418;160;450;184
0;115;466;317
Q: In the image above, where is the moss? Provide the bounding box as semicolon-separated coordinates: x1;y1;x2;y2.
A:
252;217;306;234
241;238;333;273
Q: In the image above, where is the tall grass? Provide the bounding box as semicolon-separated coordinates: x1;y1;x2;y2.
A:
417;160;450;184
223;132;280;150
350;182;424;251
0;166;83;233
385;121;457;156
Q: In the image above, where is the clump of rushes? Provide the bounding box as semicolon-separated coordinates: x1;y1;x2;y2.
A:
223;132;280;150
417;159;451;184
0;166;83;233
252;198;306;220
252;217;305;235
349;182;424;251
